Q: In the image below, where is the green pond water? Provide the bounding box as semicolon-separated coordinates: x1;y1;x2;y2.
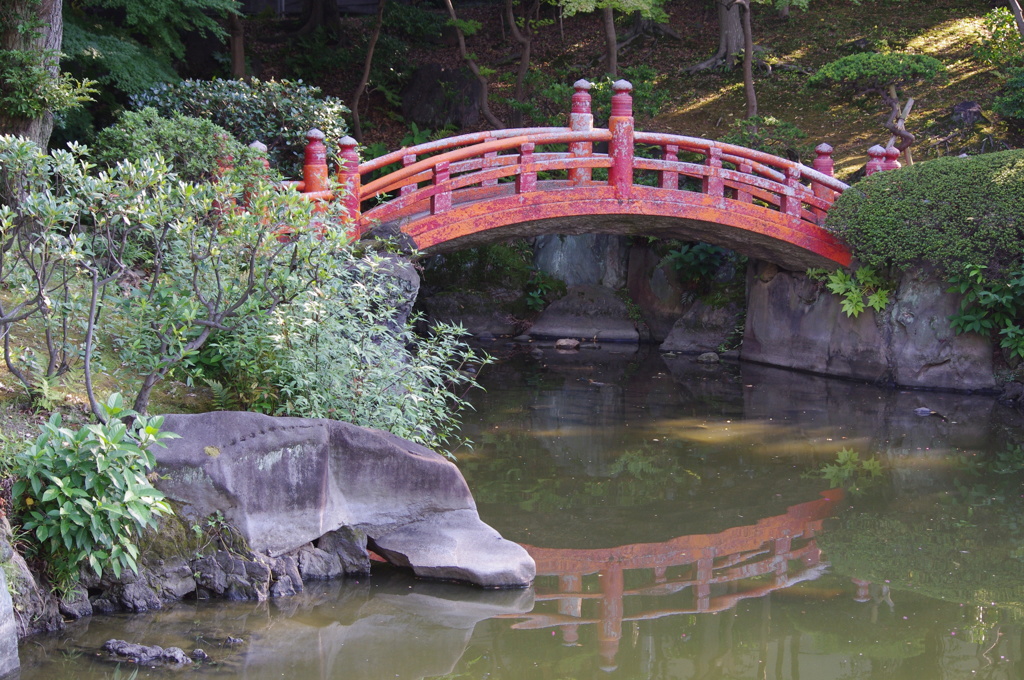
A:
17;347;1024;679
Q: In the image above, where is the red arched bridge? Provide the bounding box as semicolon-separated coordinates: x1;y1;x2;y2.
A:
290;80;852;270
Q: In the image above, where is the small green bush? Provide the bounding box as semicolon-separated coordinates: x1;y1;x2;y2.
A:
720;116;812;162
994;68;1024;123
130;78;350;176
824;149;1024;277
94;108;245;182
974;7;1024;69
807;52;944;93
12;394;175;592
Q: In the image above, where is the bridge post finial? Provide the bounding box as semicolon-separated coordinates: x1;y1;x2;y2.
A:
608;80;634;199
810;143;835;222
865;145;886;176
336;136;362;240
882;145;902;172
303;129;328;193
569;80;593;186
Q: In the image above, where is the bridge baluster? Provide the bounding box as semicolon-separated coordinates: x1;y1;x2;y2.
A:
337;136;361;238
780;166;802;217
302;129;328;193
737;161;753;203
516;142;537;194
608;80;634;200
569;79;593;186
660;144;679;190
400;154;417;197
431;161;452;214
882;145;902;172
811;143;835;221
865;144;886;176
482;133;499;187
702;146;724;198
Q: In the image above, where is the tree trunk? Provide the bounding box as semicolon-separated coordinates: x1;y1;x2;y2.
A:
1008;0;1024;41
0;0;62;148
351;0;386;141
229;12;246;78
603;6;618;77
506;0;537;127
687;0;743;73
778;1;789;19
296;0;343;37
442;0;505;128
739;0;757;118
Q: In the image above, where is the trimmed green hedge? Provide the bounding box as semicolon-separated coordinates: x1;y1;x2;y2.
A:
824;149;1024;277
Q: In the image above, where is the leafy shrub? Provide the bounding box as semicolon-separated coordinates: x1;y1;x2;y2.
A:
994;67;1024;123
948;263;1024;361
974;7;1024;69
12;394;175;592
212;252;487;452
130;79;350;176
824;149;1024;277
720;116;812;162
807;52;944;93
807;448;882;494
666;242;729;282
94;108;245;182
806;266;891;318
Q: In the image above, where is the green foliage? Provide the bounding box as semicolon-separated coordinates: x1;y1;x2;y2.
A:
994;67;1024;123
824;150;1024;277
73;0;236;62
947;263;1024;361
11;394;175;592
807;52;944;94
130;79;350;176
720;115;812;162
212;253;488;452
974;7;1024;69
666;242;728;282
808;447;882;494
589;65;671;121
94;108;245;182
61;16;179;98
0;3;94;123
447;18;482;37
806;266;891;318
524;270;566;312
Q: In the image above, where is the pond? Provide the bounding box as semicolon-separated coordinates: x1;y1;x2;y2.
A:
16;346;1024;679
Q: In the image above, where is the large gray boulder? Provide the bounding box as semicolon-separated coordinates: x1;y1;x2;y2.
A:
155;413;534;588
742;261;996;391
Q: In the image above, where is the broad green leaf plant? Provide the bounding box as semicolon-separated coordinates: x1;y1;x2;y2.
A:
12;394;176;593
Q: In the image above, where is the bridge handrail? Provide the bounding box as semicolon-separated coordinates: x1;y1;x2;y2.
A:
633;131;850;194
359;126;574;174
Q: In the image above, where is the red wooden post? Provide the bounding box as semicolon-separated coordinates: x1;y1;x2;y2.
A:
696;554;713;611
811;143;834;221
516;142;536;194
569;79;593;186
336;136;361;237
400;153;417;197
882;145;902;172
482;131;498;187
737;161;753;203
865;144;886;176
780;166;802;217
302;129;328;193
431;160;451;214
608;79;634;200
702;146;724;197
660;143;679;190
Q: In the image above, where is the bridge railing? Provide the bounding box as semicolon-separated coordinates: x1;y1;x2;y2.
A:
290;79;851;241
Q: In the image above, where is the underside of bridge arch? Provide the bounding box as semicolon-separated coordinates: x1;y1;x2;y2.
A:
385;186;851;271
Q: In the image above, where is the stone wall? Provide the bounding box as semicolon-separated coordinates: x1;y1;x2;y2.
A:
742;261;997;392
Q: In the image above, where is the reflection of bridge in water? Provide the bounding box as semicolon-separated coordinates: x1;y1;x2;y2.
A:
506;488;843;669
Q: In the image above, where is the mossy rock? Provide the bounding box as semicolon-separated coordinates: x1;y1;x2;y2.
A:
825;149;1024;278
